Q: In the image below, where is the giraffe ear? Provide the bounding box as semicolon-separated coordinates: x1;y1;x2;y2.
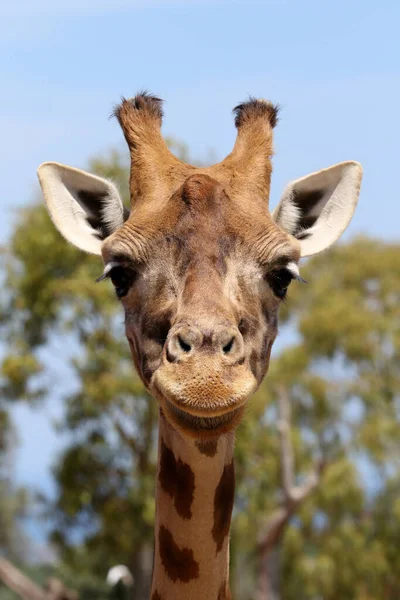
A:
272;161;363;257
37;162;130;255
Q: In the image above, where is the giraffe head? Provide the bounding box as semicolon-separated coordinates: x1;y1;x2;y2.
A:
38;93;362;439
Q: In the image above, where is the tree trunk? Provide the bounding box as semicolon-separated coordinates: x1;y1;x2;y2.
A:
131;543;153;600
253;386;325;600
255;547;281;600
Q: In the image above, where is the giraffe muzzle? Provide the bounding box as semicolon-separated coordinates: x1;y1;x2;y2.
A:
165;323;245;365
151;342;257;435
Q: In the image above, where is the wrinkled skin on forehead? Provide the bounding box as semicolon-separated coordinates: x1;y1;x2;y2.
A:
102;173;299;436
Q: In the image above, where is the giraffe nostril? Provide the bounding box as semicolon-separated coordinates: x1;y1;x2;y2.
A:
178;335;192;353
222;337;235;355
166;326;243;363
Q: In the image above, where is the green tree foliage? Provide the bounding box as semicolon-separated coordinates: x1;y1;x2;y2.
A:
0;396;28;562
0;149;155;599
0;561;110;600
1;139;399;600
0;424;27;562
233;237;400;599
0;143;201;599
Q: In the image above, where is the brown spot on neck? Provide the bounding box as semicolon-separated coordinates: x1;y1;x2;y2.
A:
212;461;235;552
158;525;199;583
196;438;219;457
159;439;195;519
151;592;163;600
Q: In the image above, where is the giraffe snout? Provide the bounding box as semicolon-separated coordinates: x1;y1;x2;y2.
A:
165;323;245;365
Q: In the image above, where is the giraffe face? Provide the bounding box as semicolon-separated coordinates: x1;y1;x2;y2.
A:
38;93;362;438
101;173;300;437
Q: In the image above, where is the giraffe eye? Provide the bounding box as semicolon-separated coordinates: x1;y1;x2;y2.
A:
110;266;137;298
96;263;137;299
267;268;294;299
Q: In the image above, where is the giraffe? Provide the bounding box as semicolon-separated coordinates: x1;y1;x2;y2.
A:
37;92;362;599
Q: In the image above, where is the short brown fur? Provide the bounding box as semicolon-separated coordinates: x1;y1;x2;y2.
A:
196;439;218;457
102;92;301;599
212;462;235;552
159;439;195;519
159;526;199;583
218;581;231;600
40;90;360;598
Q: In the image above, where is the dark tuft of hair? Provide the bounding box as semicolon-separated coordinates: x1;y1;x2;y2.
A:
112;90;164;123
233;97;280;129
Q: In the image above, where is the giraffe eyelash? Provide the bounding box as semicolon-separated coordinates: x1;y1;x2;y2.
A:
286;261;307;284
96;262;137;299
96;261;122;283
266;262;306;300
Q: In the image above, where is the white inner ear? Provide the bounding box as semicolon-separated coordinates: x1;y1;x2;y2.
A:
37;162;128;255
273;161;363;257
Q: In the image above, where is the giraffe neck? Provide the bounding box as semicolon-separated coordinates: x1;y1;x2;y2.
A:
150;411;234;600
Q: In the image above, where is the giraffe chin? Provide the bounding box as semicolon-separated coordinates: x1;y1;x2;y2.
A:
161;398;246;438
151;367;257;437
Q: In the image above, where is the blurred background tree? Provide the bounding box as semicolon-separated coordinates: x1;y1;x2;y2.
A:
1;148;156;600
0;412;27;563
0;142;399;600
0;141;207;600
232;237;400;599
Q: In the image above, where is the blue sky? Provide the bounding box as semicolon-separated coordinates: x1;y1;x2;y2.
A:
1;0;399;536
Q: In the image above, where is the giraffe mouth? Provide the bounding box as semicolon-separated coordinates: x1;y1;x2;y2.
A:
151;361;257;434
163;398;244;434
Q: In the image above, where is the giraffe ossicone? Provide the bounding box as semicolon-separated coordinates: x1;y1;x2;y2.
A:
38;92;362;599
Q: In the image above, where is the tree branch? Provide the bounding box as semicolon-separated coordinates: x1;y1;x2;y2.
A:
276;385;326;505
257;387;326;557
0;558;45;600
113;420;138;455
290;458;326;503
0;558;78;600
276;385;294;498
257;507;291;555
